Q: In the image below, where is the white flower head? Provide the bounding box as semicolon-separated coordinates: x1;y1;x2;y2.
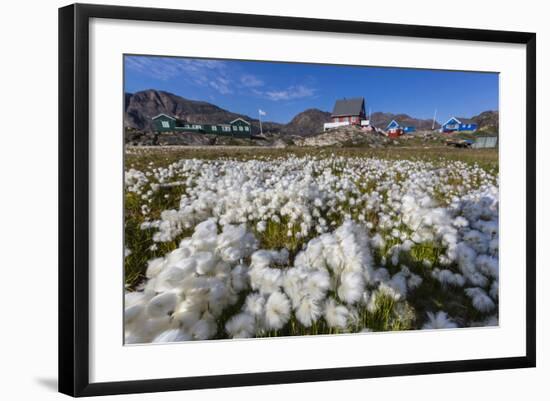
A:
265;291;291;330
245;293;266;317
422;311;458;330
147;292;179;318
324;298;349;329
337;271;365;304
152;329;191;343
225;313;256;338
190;311;217;340
295;297;322;327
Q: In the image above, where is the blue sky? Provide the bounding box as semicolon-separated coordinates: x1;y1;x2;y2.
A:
125;55;499;124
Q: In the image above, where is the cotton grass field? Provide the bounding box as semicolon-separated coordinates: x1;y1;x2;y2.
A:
124;145;499;344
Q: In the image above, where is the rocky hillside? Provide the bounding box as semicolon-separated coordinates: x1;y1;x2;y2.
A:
125;128;272;147
294;126;390;148
370;112;439;131
284;108;331;136
471;110;499;132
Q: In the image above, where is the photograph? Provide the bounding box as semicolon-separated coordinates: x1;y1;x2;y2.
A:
123;54;500;344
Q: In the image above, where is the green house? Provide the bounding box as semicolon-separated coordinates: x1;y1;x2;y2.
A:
152;114;179;131
151;114;252;138
228;118;252;137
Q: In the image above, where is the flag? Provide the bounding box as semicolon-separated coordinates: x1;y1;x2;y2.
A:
259;109;267;116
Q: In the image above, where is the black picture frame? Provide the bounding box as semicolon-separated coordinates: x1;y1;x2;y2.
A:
59;3;536;397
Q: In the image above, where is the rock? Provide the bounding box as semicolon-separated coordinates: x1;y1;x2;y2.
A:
294;126;389;148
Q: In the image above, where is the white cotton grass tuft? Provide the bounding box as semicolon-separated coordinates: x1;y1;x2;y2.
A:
407;273;423;290
431;268;465;288
465;287;496;313
124;303;145;325
422;311;458;330
124;292;149;325
264;291;291;330
147;293;179;318
337;271;365;304
256;220;267;233
145;257;166;279
231;264;249;292
125;316;172;344
324;298;349;329
244;293;266;317
152;329;191;343
303;269;331;301
193;251;216;275
372;268;390;284
172;302;201;331
190;311;218;340
295;297;322;327
225;313;256;338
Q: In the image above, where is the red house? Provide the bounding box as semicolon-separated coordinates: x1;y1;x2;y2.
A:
330;97;366;126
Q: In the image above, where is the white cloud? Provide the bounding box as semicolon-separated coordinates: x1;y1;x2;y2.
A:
126;56;225;80
125;56;233;95
125;56;316;100
240;74;264;88
263;85;315;101
209;77;232;95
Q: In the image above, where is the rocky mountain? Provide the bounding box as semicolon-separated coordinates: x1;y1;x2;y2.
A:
369;112;440;131
470;110;499;132
284;108;331;136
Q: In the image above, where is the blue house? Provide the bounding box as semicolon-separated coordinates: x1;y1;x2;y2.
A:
440;117;478;133
386;120;400;131
386;119;416;134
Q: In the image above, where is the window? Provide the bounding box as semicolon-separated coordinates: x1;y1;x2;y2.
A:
211;126;217;131
244;126;249;131
192;124;202;129
232;126;237;131
239;126;244;131
222;126;230;132
161;121;170;128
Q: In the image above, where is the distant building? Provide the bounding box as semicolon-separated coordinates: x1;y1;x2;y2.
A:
471;136;498;149
386;119;416;135
324;97;367;131
152;114;252;137
440;117;478;133
446;136;498;148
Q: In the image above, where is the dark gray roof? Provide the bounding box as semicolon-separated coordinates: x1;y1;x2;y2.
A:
331;97;365;117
